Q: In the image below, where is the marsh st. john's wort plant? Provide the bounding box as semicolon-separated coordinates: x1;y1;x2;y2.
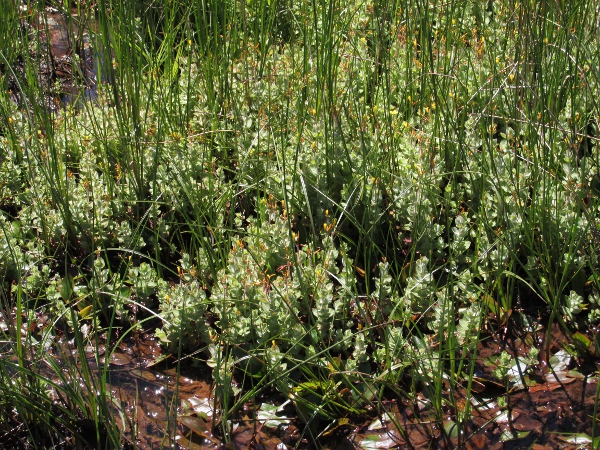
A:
1;0;600;447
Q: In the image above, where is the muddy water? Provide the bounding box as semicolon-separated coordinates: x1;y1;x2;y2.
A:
45;333;218;449
367;331;600;450
35;7;99;109
42;328;599;450
46;333;297;449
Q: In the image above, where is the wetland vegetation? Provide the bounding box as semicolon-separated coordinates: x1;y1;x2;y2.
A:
1;0;600;448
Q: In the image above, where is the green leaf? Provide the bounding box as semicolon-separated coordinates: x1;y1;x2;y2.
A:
117;286;132;299
444;420;459;438
257;402;290;428
79;304;93;320
500;429;530;442
359;430;401;449
556;432;593;445
60;274;74;301
566;369;585;379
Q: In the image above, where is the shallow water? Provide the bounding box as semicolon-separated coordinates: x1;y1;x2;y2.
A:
35;7;99;109
38;326;598;450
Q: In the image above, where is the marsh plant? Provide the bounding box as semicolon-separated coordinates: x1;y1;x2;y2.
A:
1;0;600;447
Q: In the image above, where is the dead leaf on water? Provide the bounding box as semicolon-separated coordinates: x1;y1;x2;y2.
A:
108;352;132;366
177;415;220;445
129;369;156;380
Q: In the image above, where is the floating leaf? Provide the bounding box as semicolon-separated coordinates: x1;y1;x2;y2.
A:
368;412;393;431
108;352;132;366
546;371;568;384
549;349;571;372
129;369;156;381
500;429;530;442
467;378;486;394
177;415;220;446
257;403;290;428
359;430;401;449
187;397;214;417
444;420;459;438
557;433;593;444
469;397;496;411
566;369;586;379
178;415;211;436
493;410;519;424
174;434;206;450
507;360;528;386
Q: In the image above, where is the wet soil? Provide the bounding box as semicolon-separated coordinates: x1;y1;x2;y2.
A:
377;334;599;450
18;320;594;450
